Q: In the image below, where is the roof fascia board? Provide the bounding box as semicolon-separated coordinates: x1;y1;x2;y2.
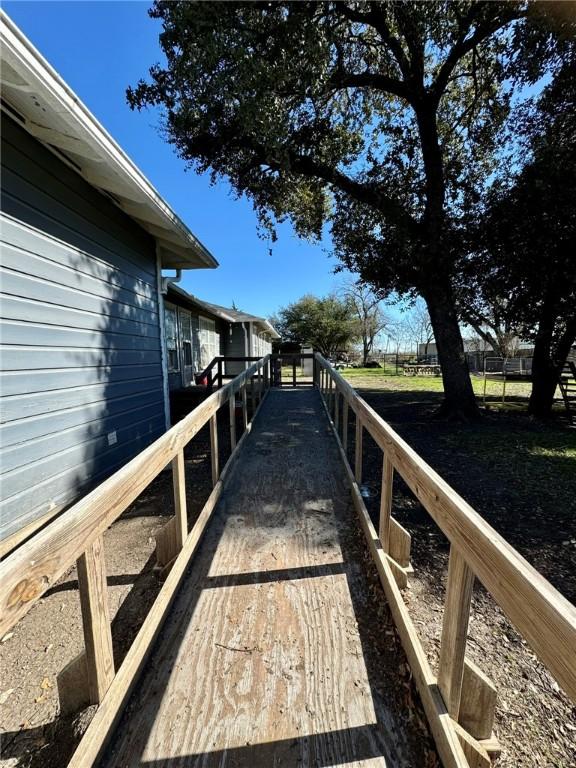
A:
0;11;218;270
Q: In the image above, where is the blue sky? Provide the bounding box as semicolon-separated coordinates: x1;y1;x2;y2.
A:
4;1;349;318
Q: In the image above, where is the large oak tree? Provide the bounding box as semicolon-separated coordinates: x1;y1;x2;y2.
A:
128;1;567;418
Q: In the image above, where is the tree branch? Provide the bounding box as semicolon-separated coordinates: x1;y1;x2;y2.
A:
327;70;411;102
432;8;525;103
184;125;420;236
336;3;412;79
285;151;420;235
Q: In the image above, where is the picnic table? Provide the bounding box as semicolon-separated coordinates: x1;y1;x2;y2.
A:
403;364;442;377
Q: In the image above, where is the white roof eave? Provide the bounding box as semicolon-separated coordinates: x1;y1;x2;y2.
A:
0;11;217;271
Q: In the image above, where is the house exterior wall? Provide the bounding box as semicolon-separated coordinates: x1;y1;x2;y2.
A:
221;323;272;375
222;323;248;375
164;290;225;390
251;327;272;359
0;113;166;544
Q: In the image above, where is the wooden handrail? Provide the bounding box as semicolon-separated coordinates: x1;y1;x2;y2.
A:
316;353;576;766
0;356;270;637
315;354;576;703
197;354;316;390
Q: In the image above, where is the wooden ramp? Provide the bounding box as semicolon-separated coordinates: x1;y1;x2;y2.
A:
100;388;425;767
3;354;574;768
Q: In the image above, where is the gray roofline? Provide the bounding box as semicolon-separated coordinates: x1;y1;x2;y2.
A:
166;285;280;339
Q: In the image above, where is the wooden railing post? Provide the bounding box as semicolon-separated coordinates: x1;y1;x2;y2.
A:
379;455;394;551
209;414;219;486
229;394;237;450
250;376;256;415
438;546;475;717
334;390;340;431
354;416;363;484
328;376;333;418
241;384;248;430
342;400;349;451
217;359;223;389
77;536;114;704
172;450;187;550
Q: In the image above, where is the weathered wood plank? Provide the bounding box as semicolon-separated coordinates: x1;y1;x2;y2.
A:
241;384;248;430
355;417;363;485
155;517;178;568
342;400;349;452
98;389;433;768
438;546;475;718
229;395;237;451
389;518;411;568
172;450;187;551
334;390;340;430
459;658;497;740
68;391;271;768
77;536;114;704
318;393;467;767
453;722;491;768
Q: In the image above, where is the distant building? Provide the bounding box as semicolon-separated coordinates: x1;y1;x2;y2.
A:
164;285;280;386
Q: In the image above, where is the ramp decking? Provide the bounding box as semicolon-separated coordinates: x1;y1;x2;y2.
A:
100;388;427;767
2;356;575;768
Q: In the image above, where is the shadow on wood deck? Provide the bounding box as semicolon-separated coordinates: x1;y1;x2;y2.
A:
100;388;432;768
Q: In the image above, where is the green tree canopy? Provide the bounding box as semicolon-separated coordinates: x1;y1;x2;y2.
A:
128;1;573;417
274;294;358;358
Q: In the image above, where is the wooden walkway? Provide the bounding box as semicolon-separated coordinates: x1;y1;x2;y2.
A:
2;355;575;767
100;388;427;767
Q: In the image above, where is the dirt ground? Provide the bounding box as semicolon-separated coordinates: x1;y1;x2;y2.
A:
343;380;576;768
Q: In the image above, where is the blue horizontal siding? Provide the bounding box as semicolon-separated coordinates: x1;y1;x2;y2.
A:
0;113;167;542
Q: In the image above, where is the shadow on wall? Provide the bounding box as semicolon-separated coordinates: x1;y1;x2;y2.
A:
0;113;168;545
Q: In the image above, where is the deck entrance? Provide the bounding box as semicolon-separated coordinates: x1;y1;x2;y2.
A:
0;355;574;768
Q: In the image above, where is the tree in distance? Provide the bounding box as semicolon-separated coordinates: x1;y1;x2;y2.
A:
273;294;358;360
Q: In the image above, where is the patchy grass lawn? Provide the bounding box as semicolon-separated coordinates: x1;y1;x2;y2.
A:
340;367;576;768
343;367;546;408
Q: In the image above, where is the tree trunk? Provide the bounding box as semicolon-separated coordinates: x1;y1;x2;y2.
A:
423;280;480;420
362;337;369;366
528;362;559;419
528;313;576;418
414;106;479;419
